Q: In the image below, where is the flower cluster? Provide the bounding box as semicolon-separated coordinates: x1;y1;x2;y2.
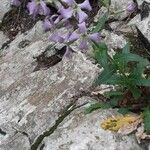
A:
11;0;21;6
127;2;136;13
11;0;101;57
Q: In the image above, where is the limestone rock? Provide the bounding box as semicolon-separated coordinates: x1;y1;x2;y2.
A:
0;0;11;22
136;16;150;43
102;30;127;51
0;20;99;149
128;14;150;43
137;0;150;6
43;97;142;150
0;31;9;49
109;0;133;20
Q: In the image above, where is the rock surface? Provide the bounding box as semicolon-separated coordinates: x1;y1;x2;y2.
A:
110;0;133;20
0;0;148;149
0;31;9;49
43;97;142;150
128;13;150;51
0;0;11;22
136;16;150;44
0;21;99;149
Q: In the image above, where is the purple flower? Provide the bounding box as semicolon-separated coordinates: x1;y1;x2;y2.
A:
49;30;78;44
77;9;88;23
127;2;136;13
79;39;88;50
39;1;50;16
79;0;92;11
68;31;80;42
78;22;87;33
59;0;92;23
49;32;65;43
89;33;101;42
43;19;53;31
51;15;63;24
59;6;73;19
27;0;50;17
78;22;101;42
43;15;63;31
11;0;21;6
78;22;101;50
64;46;74;58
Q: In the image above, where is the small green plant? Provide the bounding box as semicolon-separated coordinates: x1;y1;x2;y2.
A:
94;42;149;98
86;42;150;133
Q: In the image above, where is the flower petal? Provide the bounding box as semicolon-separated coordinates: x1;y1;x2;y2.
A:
89;33;101;42
127;2;136;12
64;46;73;58
49;33;64;43
53;15;63;24
79;39;88;50
76;9;88;23
27;1;38;17
68;31;80;42
59;6;73;19
40;1;50;16
43;19;53;31
78;22;87;33
79;0;92;11
11;0;21;6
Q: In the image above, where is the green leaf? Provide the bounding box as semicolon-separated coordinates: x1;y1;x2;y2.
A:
104;91;123;98
122;43;130;54
137;79;150;86
132;59;149;77
93;42;109;69
129;86;141;99
118;108;130;115
143;108;150;134
114;52;147;67
109;97;120;107
104;74;124;85
85;102;112;114
95;66;116;85
92;12;108;33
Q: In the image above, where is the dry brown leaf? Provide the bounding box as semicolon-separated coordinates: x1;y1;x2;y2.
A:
118;117;142;135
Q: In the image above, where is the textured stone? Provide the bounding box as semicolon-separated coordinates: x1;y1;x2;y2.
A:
0;0;11;22
43;97;142;150
0;31;9;49
0;20;99;149
136;16;150;43
0;14;142;150
109;0;133;20
137;0;150;6
102;30;127;50
129;14;150;43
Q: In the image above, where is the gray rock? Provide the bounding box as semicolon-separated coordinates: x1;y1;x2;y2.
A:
136;16;150;43
0;0;11;22
0;19;141;150
128;14;150;43
0;20;99;149
102;30;127;54
0;31;9;49
137;0;150;6
43;97;142;150
109;0;133;20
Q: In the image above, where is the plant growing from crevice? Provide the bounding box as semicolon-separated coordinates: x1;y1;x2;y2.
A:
86;42;150;134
